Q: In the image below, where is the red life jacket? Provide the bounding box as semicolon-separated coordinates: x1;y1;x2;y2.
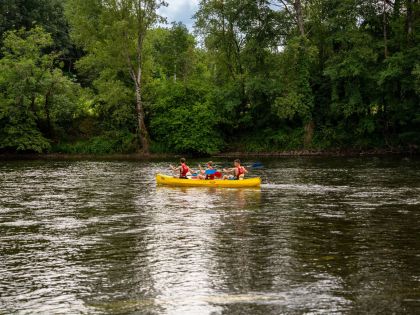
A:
236;166;245;179
206;169;215;180
180;163;189;177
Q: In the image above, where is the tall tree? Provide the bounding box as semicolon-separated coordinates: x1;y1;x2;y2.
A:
66;0;167;153
195;0;282;138
151;23;195;81
274;0;317;147
0;26;81;152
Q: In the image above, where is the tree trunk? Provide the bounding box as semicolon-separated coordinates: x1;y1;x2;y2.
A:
383;0;389;58
304;120;314;148
293;1;314;147
127;43;150;154
382;96;391;147
44;90;53;138
30;95;37;115
406;0;414;38
134;79;150;154
30;94;40;122
294;0;305;36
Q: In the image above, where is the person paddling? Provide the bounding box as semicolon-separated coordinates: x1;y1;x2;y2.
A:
170;158;195;179
197;161;216;180
223;159;248;180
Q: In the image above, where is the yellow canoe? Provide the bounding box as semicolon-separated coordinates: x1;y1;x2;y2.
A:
156;174;261;188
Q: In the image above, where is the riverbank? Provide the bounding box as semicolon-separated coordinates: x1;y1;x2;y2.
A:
0;152;173;161
214;147;419;158
0;147;418;161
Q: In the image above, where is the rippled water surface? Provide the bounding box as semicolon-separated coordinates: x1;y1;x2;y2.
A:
1;157;420;314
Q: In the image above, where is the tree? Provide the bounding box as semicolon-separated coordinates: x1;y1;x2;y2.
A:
151;23;195;81
194;0;248;134
66;0;167;154
273;37;317;143
148;79;223;154
0;0;418;154
0;26;82;152
272;0;318;147
0;0;72;53
195;0;283;138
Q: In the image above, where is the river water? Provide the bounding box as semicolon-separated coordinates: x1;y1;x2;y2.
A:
0;157;419;314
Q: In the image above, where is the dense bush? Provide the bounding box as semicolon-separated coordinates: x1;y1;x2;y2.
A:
52;131;137;154
149;80;223;155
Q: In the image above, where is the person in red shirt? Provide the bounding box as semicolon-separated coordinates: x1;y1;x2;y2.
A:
170;158;195;179
223;159;248;180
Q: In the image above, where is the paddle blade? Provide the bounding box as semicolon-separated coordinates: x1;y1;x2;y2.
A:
205;169;217;175
252;162;264;169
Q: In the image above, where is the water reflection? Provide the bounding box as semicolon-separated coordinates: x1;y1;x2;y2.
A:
0;158;419;314
155;186;261;210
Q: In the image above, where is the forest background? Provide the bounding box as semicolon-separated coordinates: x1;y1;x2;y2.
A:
0;0;419;155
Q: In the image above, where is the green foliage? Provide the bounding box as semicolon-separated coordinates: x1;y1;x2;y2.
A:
414;63;420;96
323;29;378;118
274;37;317;122
229;128;304;152
151;23;195;80
0;0;71;51
0;0;419;155
274;53;313;125
66;0;168;152
0;115;51;152
0;26;88;152
52;131;137;154
148;80;223;155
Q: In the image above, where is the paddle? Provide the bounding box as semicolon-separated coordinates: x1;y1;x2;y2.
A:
251;162;264;169
220;162;264;170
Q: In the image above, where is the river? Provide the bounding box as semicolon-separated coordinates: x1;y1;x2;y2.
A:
1;157;419;314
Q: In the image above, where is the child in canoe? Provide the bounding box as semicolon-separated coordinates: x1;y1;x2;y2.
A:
223;159;248;180
170;158;195;179
197;161;219;180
